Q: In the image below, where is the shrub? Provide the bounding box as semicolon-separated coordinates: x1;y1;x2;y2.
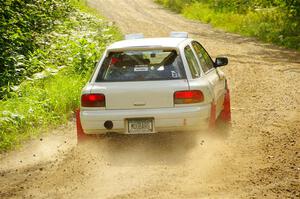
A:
0;0;72;98
0;3;120;151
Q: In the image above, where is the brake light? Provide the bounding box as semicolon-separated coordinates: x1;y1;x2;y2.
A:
81;94;105;107
174;90;204;104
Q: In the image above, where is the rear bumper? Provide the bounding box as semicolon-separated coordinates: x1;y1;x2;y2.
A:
80;105;211;134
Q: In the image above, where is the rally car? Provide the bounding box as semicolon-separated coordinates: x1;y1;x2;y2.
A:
76;32;231;141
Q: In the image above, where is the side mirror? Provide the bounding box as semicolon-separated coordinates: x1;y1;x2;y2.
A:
214;57;228;68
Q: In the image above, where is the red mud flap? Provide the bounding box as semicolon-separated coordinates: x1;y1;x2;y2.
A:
76;109;91;143
209;88;231;129
220;89;231;122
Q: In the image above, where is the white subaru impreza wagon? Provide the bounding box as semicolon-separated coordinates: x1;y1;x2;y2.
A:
76;32;231;141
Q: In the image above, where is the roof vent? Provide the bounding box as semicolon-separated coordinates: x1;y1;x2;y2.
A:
125;33;144;40
170;32;188;38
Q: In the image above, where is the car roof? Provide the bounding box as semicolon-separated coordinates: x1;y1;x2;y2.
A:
107;37;189;50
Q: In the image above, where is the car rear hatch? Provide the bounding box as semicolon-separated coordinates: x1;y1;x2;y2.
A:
90;49;190;110
91;80;189;110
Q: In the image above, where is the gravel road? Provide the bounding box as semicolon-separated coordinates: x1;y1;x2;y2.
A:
1;0;299;198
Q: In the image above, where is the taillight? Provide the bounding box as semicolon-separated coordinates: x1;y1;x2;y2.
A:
174;90;204;104
81;94;105;107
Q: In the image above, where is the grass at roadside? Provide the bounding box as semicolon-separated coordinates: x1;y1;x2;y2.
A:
155;0;300;50
0;1;121;151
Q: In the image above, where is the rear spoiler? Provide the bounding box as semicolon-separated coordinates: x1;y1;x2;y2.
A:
124;32;189;40
125;33;144;40
106;47;179;54
170;32;188;38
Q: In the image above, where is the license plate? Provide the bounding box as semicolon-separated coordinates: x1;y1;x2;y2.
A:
128;119;153;134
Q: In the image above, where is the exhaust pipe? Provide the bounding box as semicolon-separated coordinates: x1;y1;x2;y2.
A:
104;120;113;130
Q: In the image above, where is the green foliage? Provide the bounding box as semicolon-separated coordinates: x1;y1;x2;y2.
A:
0;0;72;97
0;74;83;150
156;0;300;50
0;2;120;151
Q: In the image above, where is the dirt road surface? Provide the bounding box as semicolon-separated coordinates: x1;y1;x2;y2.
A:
1;0;299;198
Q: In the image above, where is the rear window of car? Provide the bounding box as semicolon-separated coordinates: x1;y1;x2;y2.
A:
95;50;186;82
